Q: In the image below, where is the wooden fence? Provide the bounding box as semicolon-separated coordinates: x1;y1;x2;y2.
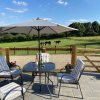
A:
0;45;100;73
77;48;100;73
9;46;72;55
0;45;77;65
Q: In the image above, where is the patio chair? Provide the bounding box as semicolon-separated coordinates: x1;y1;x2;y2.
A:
0;56;23;85
36;53;50;64
0;82;26;100
57;59;85;99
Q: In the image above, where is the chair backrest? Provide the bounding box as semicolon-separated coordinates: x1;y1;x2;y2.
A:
36;53;50;63
0;56;10;72
71;59;85;81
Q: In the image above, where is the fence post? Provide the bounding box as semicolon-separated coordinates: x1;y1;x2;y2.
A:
5;48;10;63
42;48;46;53
14;47;15;55
71;45;77;65
55;46;56;54
27;47;29;54
0;48;3;55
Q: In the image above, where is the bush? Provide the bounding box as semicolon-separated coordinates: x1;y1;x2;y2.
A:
2;34;15;42
15;34;26;42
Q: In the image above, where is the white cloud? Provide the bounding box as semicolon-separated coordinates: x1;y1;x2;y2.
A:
69;19;88;23
57;0;68;6
0;21;9;26
43;18;52;21
12;0;28;6
6;7;28;13
0;12;5;16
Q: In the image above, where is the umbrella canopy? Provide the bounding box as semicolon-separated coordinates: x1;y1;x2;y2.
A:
0;18;77;34
0;18;78;71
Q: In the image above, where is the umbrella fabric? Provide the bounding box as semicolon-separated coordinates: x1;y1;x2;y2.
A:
0;18;77;34
0;18;78;71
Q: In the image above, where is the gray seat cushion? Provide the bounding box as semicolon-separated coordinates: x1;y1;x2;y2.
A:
0;69;22;78
57;73;77;83
0;82;26;100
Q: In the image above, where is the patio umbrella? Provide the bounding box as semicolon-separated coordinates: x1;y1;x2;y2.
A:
0;18;78;71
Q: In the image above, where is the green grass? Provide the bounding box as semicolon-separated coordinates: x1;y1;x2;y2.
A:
0;36;99;55
0;36;99;48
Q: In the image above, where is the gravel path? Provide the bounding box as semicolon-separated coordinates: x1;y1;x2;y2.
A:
10;54;100;70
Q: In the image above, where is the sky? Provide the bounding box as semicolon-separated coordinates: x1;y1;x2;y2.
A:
0;0;100;26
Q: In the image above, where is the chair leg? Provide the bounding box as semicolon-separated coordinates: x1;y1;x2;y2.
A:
77;82;83;99
58;81;62;97
56;79;59;87
76;84;78;89
20;74;23;86
21;90;25;100
32;72;35;83
45;73;46;84
46;77;52;100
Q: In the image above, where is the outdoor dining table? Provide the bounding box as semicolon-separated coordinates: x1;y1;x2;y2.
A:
23;62;55;97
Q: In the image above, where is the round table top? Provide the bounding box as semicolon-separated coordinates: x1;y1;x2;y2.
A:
23;62;55;72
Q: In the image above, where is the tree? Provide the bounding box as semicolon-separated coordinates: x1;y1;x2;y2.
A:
3;33;15;42
92;21;99;33
83;22;92;31
99;26;100;35
69;22;86;36
26;34;32;41
15;34;26;41
86;30;98;36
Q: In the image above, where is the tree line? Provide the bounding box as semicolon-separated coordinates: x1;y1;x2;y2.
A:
69;21;100;36
0;21;100;42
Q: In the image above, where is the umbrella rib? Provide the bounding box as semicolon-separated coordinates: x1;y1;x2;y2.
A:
31;26;38;30
28;27;33;34
48;26;58;34
31;26;46;31
39;26;46;30
0;27;16;33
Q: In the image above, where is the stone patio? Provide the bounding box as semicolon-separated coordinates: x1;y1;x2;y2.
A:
12;71;100;100
0;54;99;100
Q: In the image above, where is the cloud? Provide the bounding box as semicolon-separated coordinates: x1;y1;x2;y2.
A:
6;7;28;13
69;19;88;23
43;18;52;21
12;0;28;6
57;0;68;6
0;12;5;16
0;21;9;26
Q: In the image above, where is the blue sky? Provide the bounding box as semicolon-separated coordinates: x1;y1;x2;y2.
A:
0;0;100;26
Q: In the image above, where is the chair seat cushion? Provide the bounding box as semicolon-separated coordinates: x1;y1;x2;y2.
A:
57;73;77;83
0;82;26;100
0;69;22;78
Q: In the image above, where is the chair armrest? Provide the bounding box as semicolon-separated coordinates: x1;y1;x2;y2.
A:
0;70;12;74
0;70;13;78
60;74;68;81
0;70;10;72
3;85;24;100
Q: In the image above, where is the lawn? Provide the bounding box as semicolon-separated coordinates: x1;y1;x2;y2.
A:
0;36;99;49
0;36;100;55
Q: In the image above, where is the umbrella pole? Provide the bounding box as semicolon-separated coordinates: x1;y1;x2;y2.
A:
38;27;42;91
38;29;41;71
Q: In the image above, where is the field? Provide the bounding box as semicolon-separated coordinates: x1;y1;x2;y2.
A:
0;36;99;55
0;36;100;48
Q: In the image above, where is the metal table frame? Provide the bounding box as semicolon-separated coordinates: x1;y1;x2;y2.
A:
23;62;55;99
